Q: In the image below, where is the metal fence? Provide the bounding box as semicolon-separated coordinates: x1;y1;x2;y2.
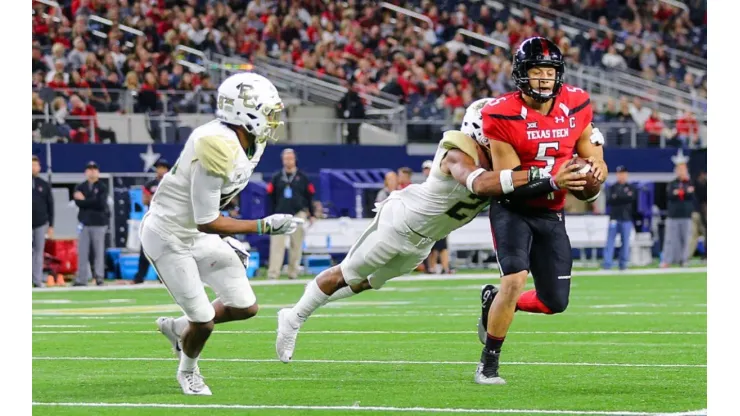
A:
32;112;706;149
32;87;219;115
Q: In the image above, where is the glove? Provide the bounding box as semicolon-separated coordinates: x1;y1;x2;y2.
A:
590;127;605;146
260;214;305;235
222;236;250;268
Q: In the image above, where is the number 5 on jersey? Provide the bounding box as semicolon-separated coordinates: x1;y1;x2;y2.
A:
535;142;559;200
534;142;559;175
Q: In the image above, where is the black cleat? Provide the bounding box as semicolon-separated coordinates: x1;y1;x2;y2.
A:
477;284;499;345
474;348;506;385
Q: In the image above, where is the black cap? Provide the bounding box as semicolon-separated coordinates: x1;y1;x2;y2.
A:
154;158;171;169
616;165;627;172
86;161;99;170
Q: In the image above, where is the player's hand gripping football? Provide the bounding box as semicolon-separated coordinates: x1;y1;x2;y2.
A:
261;214;305;235
587;156;608;183
222;236;250;268
553;163;588;191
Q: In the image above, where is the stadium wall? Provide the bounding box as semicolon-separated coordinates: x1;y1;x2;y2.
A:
32;143;692;176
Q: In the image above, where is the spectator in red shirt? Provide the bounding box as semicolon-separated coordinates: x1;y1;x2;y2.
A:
68;94;99;143
442;84;465;111
47;72;69;95
674;110;700;148
643;109;666;147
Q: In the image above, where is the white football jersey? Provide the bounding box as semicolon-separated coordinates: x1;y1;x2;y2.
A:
147;120;265;238
387;131;490;240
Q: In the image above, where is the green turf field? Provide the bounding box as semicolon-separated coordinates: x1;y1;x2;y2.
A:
32;270;707;415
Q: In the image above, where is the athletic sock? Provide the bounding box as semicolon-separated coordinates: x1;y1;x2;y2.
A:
178;352;199;372
326;285;356;302
291;279;330;324
485;333;506;353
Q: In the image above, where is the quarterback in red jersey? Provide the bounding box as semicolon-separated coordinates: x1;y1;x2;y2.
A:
474;37;608;385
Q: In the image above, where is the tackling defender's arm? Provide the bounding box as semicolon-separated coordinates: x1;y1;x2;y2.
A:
576;123;608;183
444;148;531;196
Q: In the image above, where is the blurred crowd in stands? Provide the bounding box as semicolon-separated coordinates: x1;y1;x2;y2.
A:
31;0;707;147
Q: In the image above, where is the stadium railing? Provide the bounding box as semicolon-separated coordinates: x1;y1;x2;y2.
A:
31;113;707;149
568;65;706;113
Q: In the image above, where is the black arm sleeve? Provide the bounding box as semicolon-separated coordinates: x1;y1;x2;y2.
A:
504;178;558;201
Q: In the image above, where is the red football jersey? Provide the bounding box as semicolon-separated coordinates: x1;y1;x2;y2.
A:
482;84;594;211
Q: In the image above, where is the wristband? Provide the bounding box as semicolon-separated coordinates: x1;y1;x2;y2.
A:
257;219;263;235
500;169;514;194
550;177;559;190
466;168;487;194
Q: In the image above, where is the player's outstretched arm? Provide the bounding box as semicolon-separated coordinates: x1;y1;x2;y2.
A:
576;123;608;183
445;148;531;197
190;162;301;236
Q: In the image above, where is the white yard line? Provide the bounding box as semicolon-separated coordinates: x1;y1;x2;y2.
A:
31;329;706;337
29;402;708;415
33;325;90;328
31;356;706;368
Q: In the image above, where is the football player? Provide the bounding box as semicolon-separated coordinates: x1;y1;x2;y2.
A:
275;99;589;364
143;72;303;395
474;37;608;385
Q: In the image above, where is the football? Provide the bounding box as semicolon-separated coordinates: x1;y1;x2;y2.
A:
566;157;602;201
476;144;493;171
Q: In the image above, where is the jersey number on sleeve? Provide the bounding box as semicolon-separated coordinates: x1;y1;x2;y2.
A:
535;142;559;175
446;194;488;222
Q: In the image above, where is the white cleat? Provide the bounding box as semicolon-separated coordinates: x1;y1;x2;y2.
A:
177;367;212;396
474;362;507;385
477;317;487;345
276;308;300;363
156;317;182;358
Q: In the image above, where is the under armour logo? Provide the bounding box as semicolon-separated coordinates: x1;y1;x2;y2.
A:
555;117;565;123
557;213;563;221
527;122;538;130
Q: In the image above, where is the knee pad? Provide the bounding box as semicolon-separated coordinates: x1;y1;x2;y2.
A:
186;302;216;324
221;291;257;310
340;260;365;286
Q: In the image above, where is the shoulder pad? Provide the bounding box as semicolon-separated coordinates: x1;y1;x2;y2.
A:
440;130;479;165
194;135;240;178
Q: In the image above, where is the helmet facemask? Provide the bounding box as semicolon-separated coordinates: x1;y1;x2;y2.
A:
513;61;564;103
247;102;285;144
